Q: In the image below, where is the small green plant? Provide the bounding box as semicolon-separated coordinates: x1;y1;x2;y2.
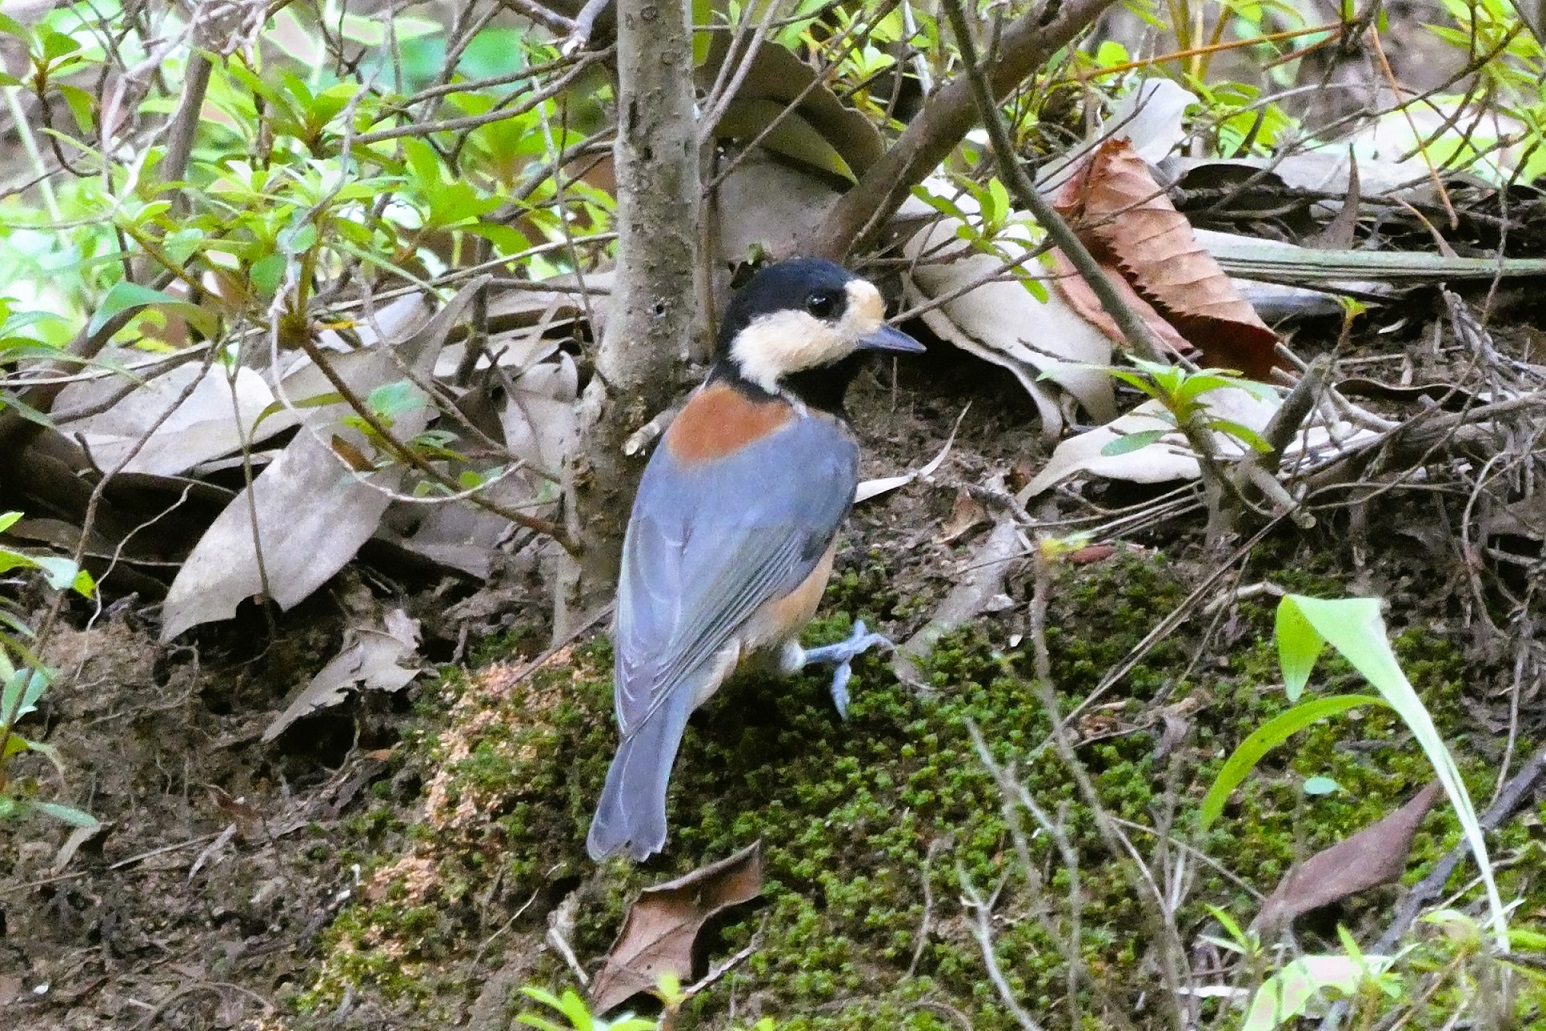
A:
1202;594;1508;949
0;511;98;828
910;177;1052;301
516;986;655;1031
1094;357;1277;456
1241;926;1401;1031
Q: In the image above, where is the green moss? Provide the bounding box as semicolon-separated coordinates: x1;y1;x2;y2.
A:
285;547;1542;1029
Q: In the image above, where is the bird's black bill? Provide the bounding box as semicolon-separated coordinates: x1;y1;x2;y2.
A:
859;324;925;353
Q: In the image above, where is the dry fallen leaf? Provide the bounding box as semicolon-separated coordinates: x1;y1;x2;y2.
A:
160;281;483;641
1253;781;1442;936
855;405;965;503
1053;137;1279;378
939;489;988;543
57;364;276;477
1019;386;1378;498
263;608;423;741
698;36;885;182
590;841;764;1013
902;183;1116;438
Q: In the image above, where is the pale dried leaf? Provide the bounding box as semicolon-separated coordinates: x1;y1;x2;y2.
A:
58;365;275;477
263;608;422;741
591;841;764;1013
1253;782;1442;935
1110;78;1198;164
1026;386;1366;500
160;282;482;640
162;427;413;641
715;153;841;266
502;353;579;481
699;36;884;179
902;185;1115;434
1040;79;1198;195
855;406;964;503
1160;152;1437;204
433;292;573;380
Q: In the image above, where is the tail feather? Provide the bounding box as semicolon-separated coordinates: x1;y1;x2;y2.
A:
587;689;695;861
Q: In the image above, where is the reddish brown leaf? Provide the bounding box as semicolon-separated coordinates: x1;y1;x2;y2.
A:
1253;781;1442;936
1053;137;1279;378
1066;543;1118;565
1048;250;1191;359
590;841;764;1012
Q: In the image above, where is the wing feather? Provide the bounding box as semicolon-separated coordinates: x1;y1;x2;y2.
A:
614;413;857;734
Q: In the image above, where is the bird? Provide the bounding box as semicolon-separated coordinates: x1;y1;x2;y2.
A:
587;257;925;862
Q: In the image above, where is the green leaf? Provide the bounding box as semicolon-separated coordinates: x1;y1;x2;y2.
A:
1274;598;1322;701
912;185;968;222
1100;428;1167;456
30;555;95;595
55;83;95;132
1;733;28;761
1242;953;1394;1031
367;380;426;423
1174;371;1244;403
249;253;287;296
987;177;1010;228
2;667;31;721
692;0;713;65
1302;774;1340;795
1198;693;1382;831
39;26;82;61
253;391;345;432
1275;594;1508;948
30;800;99;828
1207;418;1273;453
88;282;217;340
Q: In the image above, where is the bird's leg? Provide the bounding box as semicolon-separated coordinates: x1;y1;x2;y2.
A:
788;620;895;720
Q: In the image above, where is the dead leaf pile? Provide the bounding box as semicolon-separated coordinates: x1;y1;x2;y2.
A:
9;273;599;655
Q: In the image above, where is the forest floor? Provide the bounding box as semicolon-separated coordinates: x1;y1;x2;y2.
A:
6;284;1546;1030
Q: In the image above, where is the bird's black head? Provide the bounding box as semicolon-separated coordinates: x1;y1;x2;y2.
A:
711;258;923;411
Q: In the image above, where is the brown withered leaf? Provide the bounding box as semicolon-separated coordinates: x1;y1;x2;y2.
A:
590;841;764;1013
1047;249;1191;358
1053;137;1279;378
939;489;988;543
1253;781;1442;936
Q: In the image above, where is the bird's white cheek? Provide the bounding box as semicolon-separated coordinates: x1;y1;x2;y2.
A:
732;312;851;388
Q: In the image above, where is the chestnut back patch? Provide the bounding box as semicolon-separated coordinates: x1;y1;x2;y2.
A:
665;383;794;463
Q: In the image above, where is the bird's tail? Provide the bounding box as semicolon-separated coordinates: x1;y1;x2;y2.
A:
587;687;695;862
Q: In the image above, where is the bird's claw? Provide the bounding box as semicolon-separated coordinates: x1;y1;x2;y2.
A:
802;620;894;720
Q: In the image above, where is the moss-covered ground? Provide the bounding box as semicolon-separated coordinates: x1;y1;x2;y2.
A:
273;542;1546;1029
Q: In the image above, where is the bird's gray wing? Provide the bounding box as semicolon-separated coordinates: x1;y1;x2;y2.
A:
613;414;858;735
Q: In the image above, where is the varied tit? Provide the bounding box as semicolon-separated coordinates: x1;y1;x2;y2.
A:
587;258;925;862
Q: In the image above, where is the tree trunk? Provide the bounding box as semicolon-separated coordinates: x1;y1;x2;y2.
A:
564;0;701;633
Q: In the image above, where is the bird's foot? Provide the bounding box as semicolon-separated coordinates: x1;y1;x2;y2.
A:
802;620;894;720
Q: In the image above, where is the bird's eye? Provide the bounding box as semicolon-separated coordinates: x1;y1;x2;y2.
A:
806;291;836;319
